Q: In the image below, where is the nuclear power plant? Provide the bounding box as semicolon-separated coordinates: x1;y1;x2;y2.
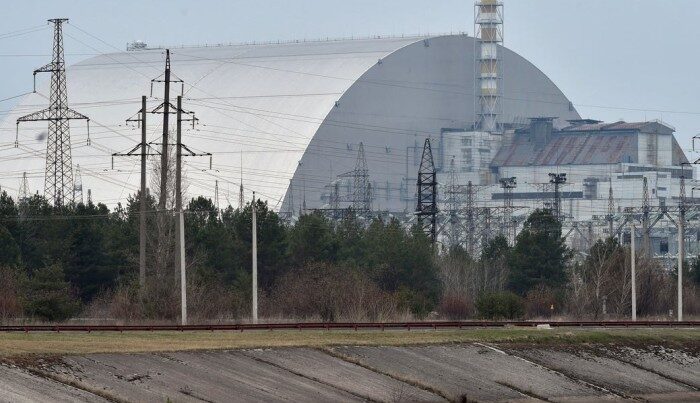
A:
0;1;697;261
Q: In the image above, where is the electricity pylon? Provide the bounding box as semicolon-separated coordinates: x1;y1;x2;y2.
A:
18;172;30;203
352;142;371;212
16;18;90;206
74;164;83;204
416;138;437;243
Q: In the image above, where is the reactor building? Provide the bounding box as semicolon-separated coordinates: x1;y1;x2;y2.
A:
0;33;581;212
0;4;695;259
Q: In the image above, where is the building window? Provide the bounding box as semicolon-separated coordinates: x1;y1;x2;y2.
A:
462;148;472;162
461;137;472;146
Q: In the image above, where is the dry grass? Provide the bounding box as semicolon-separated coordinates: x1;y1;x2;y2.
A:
0;327;698;357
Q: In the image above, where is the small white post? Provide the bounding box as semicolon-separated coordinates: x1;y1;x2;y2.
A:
179;210;187;325
677;215;684;322
252;191;258;323
630;222;637;321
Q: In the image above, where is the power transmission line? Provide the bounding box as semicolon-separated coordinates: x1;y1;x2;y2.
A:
416;138;437;243
15;19;90;206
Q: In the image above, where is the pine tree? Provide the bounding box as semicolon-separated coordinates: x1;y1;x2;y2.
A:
508;209;572;295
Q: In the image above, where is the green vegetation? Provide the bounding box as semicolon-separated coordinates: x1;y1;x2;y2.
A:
475;292;524;319
24;265;81;321
0;191;439;322
508;209;571;295
0;191;697;323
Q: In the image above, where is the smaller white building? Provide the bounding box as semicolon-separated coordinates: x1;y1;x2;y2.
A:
479;118;698;257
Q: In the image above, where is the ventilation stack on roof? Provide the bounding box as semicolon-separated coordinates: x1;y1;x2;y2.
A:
530;117;555;151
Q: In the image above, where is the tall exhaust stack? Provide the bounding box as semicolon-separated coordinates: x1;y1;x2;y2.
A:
474;0;503;133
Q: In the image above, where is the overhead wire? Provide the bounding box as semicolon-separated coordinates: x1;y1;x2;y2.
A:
1;24;697;215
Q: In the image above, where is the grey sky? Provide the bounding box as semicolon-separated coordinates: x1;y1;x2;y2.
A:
1;0;698;159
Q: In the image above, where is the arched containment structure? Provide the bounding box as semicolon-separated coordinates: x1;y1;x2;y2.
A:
0;35;579;210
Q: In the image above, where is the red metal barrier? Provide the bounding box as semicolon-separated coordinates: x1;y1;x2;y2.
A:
0;320;697;333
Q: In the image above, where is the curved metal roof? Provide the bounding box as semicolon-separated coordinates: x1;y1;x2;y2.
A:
0;35;579;210
0;36;427;206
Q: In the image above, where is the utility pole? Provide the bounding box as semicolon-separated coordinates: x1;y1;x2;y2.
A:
139;96;147;292
115;96;153;293
642;177;651;255
251;191;258;323
239;154;244;210
175;95;183;212
677;173;686;322
287;179;294;218
214;180;220;216
630;222;637;321
16;18;90;206
158;50;172;211
178;207;187;325
174;96;183;281
607;181;615;238
171;94;206;324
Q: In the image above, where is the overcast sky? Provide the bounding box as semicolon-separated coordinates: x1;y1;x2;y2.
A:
1;0;698;159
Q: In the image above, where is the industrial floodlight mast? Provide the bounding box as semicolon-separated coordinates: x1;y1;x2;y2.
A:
548;172;567;221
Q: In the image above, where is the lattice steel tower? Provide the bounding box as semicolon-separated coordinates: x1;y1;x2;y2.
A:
416;139;438;243
499;176;516;243
607;180;615;237
466;180;476;255
74;164;84;204
16;19;89;206
18;172;30;203
474;0;503;132
352;142;372;212
444;157;464;247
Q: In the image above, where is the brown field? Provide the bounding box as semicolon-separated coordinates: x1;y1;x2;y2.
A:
0;327;698;357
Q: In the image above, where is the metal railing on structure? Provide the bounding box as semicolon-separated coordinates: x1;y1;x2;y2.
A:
0;320;697;333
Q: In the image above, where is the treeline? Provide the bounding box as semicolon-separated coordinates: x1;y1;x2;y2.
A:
439;209;700;319
0;191;698;323
0;191;439;322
